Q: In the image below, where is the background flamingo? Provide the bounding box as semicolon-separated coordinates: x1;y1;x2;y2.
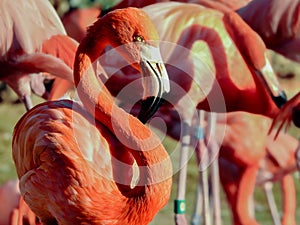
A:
0;0;77;110
61;0;249;43
236;0;300;63
12;7;172;225
214;112;298;225
10;193;38;225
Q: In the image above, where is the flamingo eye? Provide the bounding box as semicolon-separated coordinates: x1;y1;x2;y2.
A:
133;35;145;43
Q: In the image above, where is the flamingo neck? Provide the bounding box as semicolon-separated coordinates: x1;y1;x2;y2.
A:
73;30;172;192
223;11;267;70
173;19;279;116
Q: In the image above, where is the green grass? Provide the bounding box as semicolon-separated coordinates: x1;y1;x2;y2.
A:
0;92;25;184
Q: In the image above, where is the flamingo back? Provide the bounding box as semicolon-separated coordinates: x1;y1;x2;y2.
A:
0;0;66;59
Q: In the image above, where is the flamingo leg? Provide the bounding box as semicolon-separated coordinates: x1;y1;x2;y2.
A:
208;113;222;225
280;174;296;225
191;184;203;225
235;166;259;225
10;196;38;225
199;166;211;225
219;159;239;224
174;119;192;225
191;110;206;225
296;139;300;175
196;110;212;225
262;182;281;225
211;159;221;225
23;95;33;111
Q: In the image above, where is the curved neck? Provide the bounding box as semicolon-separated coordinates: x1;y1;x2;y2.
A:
73;26;172;194
174;24;230;77
174;23;279;116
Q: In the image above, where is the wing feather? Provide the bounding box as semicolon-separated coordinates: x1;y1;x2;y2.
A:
0;0;66;58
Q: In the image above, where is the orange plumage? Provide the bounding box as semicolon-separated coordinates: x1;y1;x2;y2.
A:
12;7;172;225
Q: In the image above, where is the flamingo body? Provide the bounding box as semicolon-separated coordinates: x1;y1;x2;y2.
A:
13;100;171;225
0;0;77;110
237;0;300;63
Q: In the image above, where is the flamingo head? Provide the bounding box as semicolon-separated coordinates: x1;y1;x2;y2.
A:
100;7;170;123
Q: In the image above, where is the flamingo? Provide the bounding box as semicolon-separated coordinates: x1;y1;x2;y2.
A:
12;7;172;225
216;112;298;225
256;148;297;225
0;0;77;111
236;0;300;63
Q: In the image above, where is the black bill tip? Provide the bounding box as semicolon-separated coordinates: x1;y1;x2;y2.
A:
272;90;287;109
137;96;164;124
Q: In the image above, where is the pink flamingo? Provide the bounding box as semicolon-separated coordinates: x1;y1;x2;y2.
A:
0;0;77;110
216;112;298;225
237;0;300;63
12;7;172;225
